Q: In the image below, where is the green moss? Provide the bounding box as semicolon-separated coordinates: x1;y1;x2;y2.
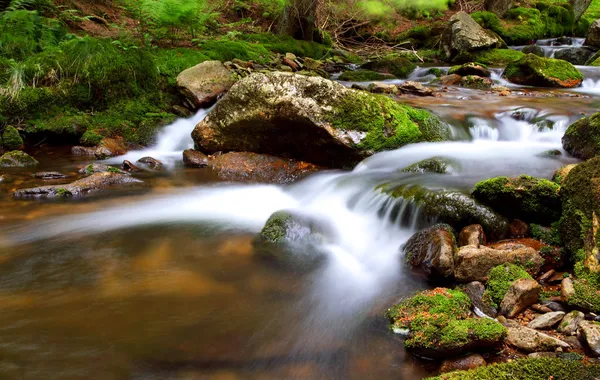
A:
427;68;444;77
55;188;71;198
530;222;562;245
338;69;391;81
361;54;416;78
79;130;103;147
0;150;39;167
1;126;23;150
472;175;561;224
85;164;94;175
484;264;532;305
401;157;452;174
465;49;525;66
504;54;583;87
199;39;272;64
427;357;600;380
563;112;600;159
566;263;600;313
260;211;296;243
239;33;332;60
107;166;121;174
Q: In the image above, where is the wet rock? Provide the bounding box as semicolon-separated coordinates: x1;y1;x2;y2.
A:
528;311;565;329
531;304;553;313
172;105;192;118
1;126;24;150
500;278;541;318
585;19;600;48
122;160;141;172
441;12;506;61
367;82;398;94
192;72;451;168
401;157;454;174
558;310;585;335
544;301;567;312
440;354;486;373
503;54;583;88
554;47;595;66
484;0;512;17
563;112;600;160
176;61;235;108
458;224;486;248
137;157;163;170
454;246;543;282
13;172;143;199
579;320;600;355
404;224;456;279
472;175;561;224
78;163;127;175
282;57;299;71
586;312;600;322
71;146;96;156
509;219;530;238
33;172;68;180
522;44;545;57
439;74;462;85
463;281;497;317
259;210;326;245
506;325;570;352
561;277;575;304
94;138;127;159
361;56;416;79
449;62;491;77
208;152;320;184
538;269;556;284
460;75;493;89
397;81;434;97
0;151;39;168
183;149;209;168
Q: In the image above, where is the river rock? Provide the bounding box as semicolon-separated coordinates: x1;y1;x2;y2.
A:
33;172;67;179
78;163;127;175
94;138;127;159
208;152;320;184
192;72;451;168
522;44;545;57
579;320;600;355
441;12;506;61
527;311;565;329
506;325;570;352
449;62;491;77
458;224;486;247
397;81;434;97
400;157;454;174
404;224;456;278
571;0;593;21
440;354;486;373
439;74;462;85
554;47;595;66
176;61;235;108
485;0;513;17
0;150;39;168
183;149;209;168
472;175;561;224
558;310;585;334
367;82;399;94
503;54;583;88
1;125;23;150
463;281;498;317
460;75;493;89
137;156;163;170
13;172;143;199
454;246;543;282
563;112;600;160
500;278;541;318
122;160;141;172
586;19;600;48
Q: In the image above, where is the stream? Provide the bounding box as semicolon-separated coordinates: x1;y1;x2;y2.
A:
1;43;600;379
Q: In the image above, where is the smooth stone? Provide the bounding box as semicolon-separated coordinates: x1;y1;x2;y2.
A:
561;277;575;300
531;304;553;313
440;354;486;373
137;156;163;170
527;311;565;330
500;278;541;318
544;301;567;312
404;224;456;279
579;320;600;355
506;325;570;352
183;149;209;168
558;310;585;335
458;224;486;247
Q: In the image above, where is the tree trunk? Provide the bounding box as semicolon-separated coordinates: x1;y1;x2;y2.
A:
280;0;318;42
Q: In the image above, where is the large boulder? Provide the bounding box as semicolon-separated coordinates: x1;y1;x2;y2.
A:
554;47;595;66
404;224;456;279
382;185;509;241
562;112;600;160
585;19;600;48
192;72;451;168
485;0;513;17
454;245;543;282
208;152;320;184
472;175;561;224
176;61;235;108
0;150;38;168
386;288;506;358
503;54;583;88
13;172;143;199
441;12;506;61
571;0;593;22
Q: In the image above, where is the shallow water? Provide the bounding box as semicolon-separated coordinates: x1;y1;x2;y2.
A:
0;49;599;379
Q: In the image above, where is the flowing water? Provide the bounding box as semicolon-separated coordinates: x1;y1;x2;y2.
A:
1;49;600;379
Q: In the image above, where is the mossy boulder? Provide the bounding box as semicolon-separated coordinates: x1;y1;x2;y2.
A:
404;224;456;279
361;55;416;79
441;12;507;62
427;357;600;380
472;175;561;224
562;112;600;160
448;62;490;77
338;69;392;81
565;277;600;313
192;72;451;168
503;54;583;88
554;47;595;66
176;60;236;109
0;150;38;168
1;126;23;150
386;288;506;358
259;210;326;245
401;157;455;174
382;184;509;241
484;264;533;306
460;75;493;89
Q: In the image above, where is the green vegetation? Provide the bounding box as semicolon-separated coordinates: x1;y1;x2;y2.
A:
427;357;600;380
260;211;297;243
338;69;390;81
484;264;533;306
460;49;525;66
361;54;416;78
0;150;39;167
1;125;23;150
530;222;561;246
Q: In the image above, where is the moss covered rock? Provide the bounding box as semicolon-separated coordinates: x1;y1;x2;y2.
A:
259;210;325;244
192;72;451;168
484;263;533;306
585;18;600;48
460;75;493;89
460;49;525;65
472;175;561;224
404;224;456;279
361;55;416;79
562;112;600;160
448;62;490;77
386;288;506;358
1;126;23;150
338;69;392;81
176;60;235;109
0;150;38;168
401;157;455;174
503;54;583;88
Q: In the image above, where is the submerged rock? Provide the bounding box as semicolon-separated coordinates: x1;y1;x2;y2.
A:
563;112;600;160
192;72;451;168
472;175;561;224
441;12;506;61
401;157;454;174
460;75;493;89
397;81;435;97
137;156;163;170
503;54;583;88
208;152;320;184
33;171;67;180
454;246;543;282
13;172;143;199
0;150;39;168
176;61;235;108
440;354;486;373
71;138;128;159
404;224;456;279
78;163;127;175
